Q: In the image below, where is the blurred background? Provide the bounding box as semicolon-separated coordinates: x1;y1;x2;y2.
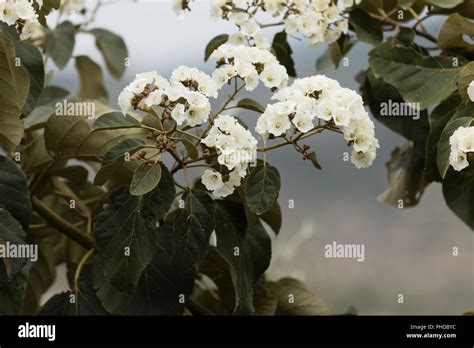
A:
45;0;473;314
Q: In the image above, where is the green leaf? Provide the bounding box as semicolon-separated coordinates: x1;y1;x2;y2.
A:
214;201;272;314
93;226;196;315
442;169;474;230
89;28;128;79
349;9;383;45
1;24;44;116
260;201;282;235
94;188;158;292
245;165;281;215
268;278;329;315
0;28;30;152
34;85;69;108
45;21;75;70
437;116;473;179
205;34;229;62
426;0;464;8
179;138;199;160
140;164;176;222
458;62;474;103
253;284;278;315
425;93;461;182
92;111;140;131
369;43;462;110
75;56;108;102
172;190;215;271
235;98;265;113
130;162;162;196
361;69;429;142
272;31;296;77
198;248;239;314
0;156;32;229
39;269;108;315
21;228;64;314
44;110;146;160
438;13;474;49
316;35;355;70
0;209;31;314
102;138;145;166
24;105;55;131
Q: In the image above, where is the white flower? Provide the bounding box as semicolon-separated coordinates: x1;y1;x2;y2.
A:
292;112;314;133
266;110;292;136
449;125;474;171
351;150;376;169
449;150;469;172
229;12;249;26
467;80;474;102
202;170;224;192
228;33;247;46
240;19;260;37
260;64;288;89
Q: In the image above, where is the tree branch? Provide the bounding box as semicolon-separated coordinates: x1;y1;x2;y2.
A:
31;196;96;250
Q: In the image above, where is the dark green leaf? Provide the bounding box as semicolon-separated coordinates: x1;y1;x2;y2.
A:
45;21;75;70
102;138;145;166
0;28;30;152
235;98;265;113
349;9;383;45
0;209;31;314
75;56;108;102
442;169;474;230
272;31;296;77
1;24;44;116
425;93;461;182
93;226;196;315
260;201;282;235
205;34;228;62
89;28;128;79
94;188;158;292
34;85;69;108
369;43;462;109
172;190;215;271
245;165;281;215
214;201;272;314
92;112;140;131
130;162;162;196
458;62;474;103
0;156;32;229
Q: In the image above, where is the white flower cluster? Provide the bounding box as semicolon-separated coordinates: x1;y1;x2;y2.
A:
282;0;354;46
449;126;474;172
118;66;219;127
201;0;360;47
256;75;379;168
468;80;474;102
201;115;258;198
211;44;288;91
0;0;43;40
